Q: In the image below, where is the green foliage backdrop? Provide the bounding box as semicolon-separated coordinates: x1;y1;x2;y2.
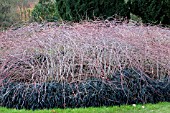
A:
31;1;59;22
0;0;169;27
130;0;170;25
31;0;130;22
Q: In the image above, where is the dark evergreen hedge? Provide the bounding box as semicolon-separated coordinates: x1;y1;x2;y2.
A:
57;0;130;21
130;0;170;25
31;0;130;22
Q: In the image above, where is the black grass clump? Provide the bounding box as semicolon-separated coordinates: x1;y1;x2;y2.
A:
0;68;169;110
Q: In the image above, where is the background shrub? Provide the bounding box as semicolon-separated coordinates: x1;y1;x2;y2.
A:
0;0;38;30
0;0;17;28
31;0;130;22
31;0;60;22
130;0;170;25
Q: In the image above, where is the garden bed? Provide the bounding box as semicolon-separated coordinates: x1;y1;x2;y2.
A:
0;21;169;110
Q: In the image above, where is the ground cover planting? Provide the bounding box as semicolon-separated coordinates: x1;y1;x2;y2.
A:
0;21;170;110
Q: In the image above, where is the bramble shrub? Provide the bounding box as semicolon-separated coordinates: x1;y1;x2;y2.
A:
0;22;170;109
31;0;130;22
130;0;170;25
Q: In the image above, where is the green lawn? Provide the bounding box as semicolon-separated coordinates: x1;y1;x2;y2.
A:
0;102;169;113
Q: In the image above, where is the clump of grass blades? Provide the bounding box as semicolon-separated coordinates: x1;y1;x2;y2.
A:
0;68;169;110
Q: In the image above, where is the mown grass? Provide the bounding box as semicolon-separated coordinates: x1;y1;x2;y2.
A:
0;102;169;113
